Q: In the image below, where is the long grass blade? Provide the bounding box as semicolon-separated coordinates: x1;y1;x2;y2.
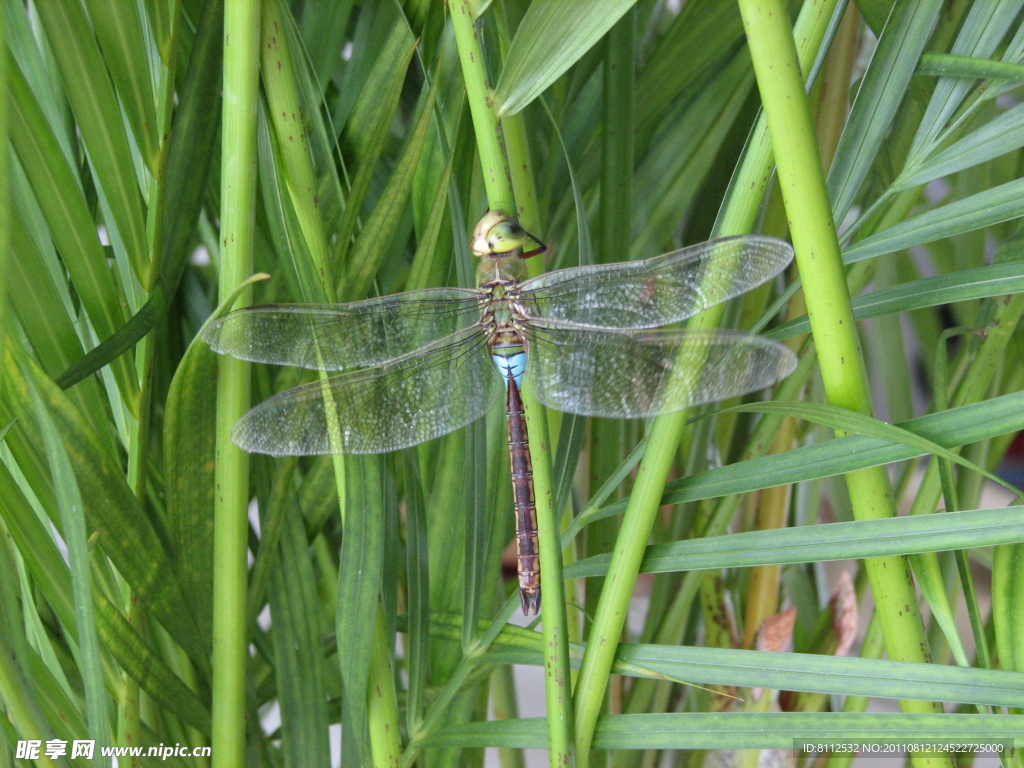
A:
494;0;637;116
582;389;1024;525
24;361;113;751
56;0;223;389
826;2;942;221
905;0;1024;167
568;506;1024;577
335;455;385;766
269;503;331;766
481;638;1024;708
32;0;148;277
8;56;136;398
2;345;206;663
425;713;1024;750
771;259;1024;339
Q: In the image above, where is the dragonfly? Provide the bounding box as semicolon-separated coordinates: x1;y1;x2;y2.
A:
203;211;798;614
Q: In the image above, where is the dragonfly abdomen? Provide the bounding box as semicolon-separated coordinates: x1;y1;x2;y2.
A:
506;375;540;614
492;350;526;387
493;341;540;614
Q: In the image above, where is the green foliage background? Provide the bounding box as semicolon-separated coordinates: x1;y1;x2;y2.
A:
2;0;1024;766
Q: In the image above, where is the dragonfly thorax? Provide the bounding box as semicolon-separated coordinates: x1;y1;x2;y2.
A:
476;252;527;286
477;254;531;333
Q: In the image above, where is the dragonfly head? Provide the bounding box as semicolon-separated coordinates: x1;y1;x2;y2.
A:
471;210;546;259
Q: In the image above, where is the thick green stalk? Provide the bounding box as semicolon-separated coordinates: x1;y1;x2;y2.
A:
736;0;949;758
451;5;574;767
588;9;635;655
573;415;686;763
450;0;515;215
502;57;577;768
523;389;575;766
490;666;526;768
211;2;261;767
367;606;402;766
260;0;333;298
497;35;574;736
121;7;181;758
740;0;850;651
260;8;401;762
572;0;841;760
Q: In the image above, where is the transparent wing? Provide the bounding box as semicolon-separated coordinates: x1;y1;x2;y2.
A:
232;327;502;456
524;321;797;418
202;288;485;371
517;235;793;329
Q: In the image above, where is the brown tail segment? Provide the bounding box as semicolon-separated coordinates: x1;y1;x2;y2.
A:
506;377;541;614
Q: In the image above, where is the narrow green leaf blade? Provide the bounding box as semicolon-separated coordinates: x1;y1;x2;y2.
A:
770;259;1024;339
8;57;134;395
906;0;1024;165
56;0;224;390
343;72;438;299
827;2;941;221
82;0;159;164
843;177;1024;263
33;0;148;274
567;506;1024;577
483;637;1024;707
580;390;1024;525
493;0;638;116
24;360;112;749
425;713;1024;749
2;345;206;666
918;51;1024;81
335;455;385;766
163;334;218;653
269;506;331;766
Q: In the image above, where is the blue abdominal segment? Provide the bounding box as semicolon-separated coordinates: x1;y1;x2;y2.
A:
493;352;526;389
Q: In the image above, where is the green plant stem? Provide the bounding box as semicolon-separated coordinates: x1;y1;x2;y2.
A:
211;2;261;767
589;11;635;680
367;606;402;767
502;60;576;768
572;0;841;761
573;410;686;763
262;8;401;760
450;0;515;215
523;388;576;766
736;0;949;759
451;6;574;766
120;7;181;758
490;665;526;768
500;79;575;748
260;0;333;298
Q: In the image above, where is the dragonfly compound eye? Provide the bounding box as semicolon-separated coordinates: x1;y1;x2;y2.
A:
471;210;528;256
